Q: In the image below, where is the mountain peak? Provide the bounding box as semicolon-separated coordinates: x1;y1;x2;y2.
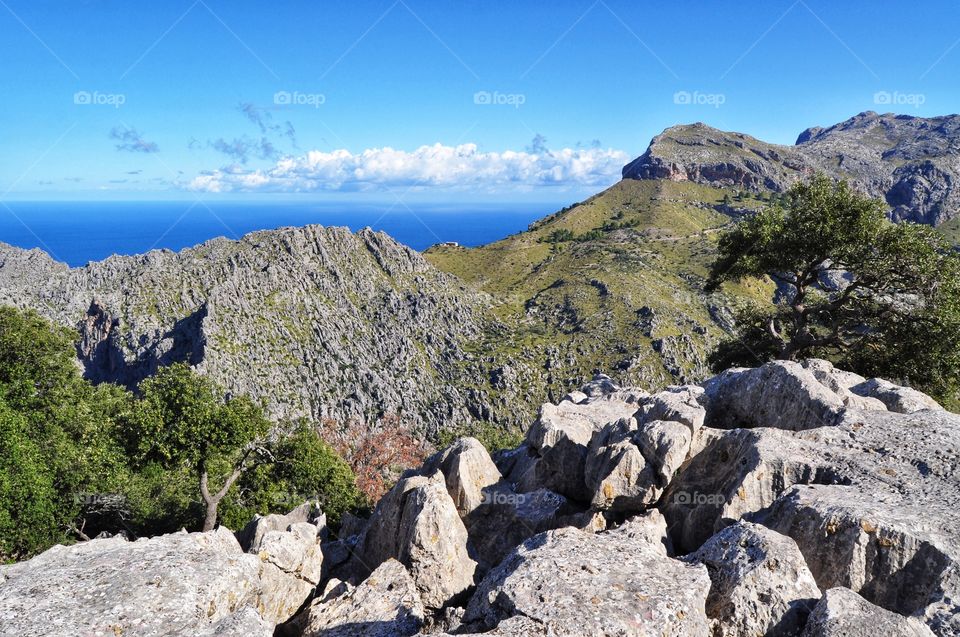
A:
623;112;960;226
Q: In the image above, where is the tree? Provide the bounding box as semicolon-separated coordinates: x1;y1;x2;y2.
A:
706;173;960;402
125;364;271;531
0;307;129;558
219;422;365;530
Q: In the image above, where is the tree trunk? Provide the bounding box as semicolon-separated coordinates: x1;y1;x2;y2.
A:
199;466;245;532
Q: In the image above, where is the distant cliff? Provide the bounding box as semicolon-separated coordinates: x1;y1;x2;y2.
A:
623;111;960;226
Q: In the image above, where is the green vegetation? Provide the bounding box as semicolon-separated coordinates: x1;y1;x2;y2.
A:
708;174;960;404
436;420;525;453
0;308;365;560
426;179;774;414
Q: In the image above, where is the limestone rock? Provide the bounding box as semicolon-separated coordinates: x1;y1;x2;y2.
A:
686;522;820;636
355;473;477;610
300;559;425;637
801;587;935;637
463;527;712;636
702;361;846;431
0;529;270;636
611;509;673;555
420;437;503;517
850;377;943;413
236;500;325;552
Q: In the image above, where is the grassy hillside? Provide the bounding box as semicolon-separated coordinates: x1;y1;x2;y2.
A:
426;179;775;411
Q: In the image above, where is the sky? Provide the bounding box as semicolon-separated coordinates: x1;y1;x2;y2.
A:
2;0;959;203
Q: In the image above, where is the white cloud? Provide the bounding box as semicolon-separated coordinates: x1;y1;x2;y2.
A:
186;143;629;193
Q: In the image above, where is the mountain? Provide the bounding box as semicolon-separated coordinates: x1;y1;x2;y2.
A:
623;111;960;227
0;226;524;434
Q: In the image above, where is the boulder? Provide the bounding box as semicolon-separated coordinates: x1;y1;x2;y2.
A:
702;361;846;430
801;359;887;411
196;607;274;637
584;416;658;511
463;527;712;636
801;587;935;637
236;500;326;552
686;522;820;636
637;385;707;433
420;437;503;517
462;485;575;570
0;528;272;636
522;390;643;501
766;484;957;635
300;559;425;637
611;509;673;555
355;473;477;610
664;406;960;636
850;377;943;414
397;480;477;609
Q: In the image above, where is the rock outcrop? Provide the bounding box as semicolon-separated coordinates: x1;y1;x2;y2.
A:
801;587;936;637
4;359;955;636
623;111;960;227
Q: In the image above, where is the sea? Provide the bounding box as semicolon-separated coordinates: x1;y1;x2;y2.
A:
0;201;556;268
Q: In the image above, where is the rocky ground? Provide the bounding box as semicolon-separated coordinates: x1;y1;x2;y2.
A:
2;359;955;636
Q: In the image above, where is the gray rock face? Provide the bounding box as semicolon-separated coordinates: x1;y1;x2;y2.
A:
849;377;943;413
686;522;820;637
355;473;477;610
521;388;641;501
0;528;282;636
0;226;512;435
801;587;935;637
622;112;960;226
463;527;712;636
300;559;425;637
237;500;326;552
664;405;960;636
420;437;503;517
702;361;847;431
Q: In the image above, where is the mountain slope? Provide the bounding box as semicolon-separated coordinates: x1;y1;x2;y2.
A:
426;178;772;398
623;111;960;226
0;226;516;434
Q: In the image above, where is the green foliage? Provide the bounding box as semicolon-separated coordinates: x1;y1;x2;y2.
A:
543;228;575;243
0;308;366;557
708;174;960;402
0;307;131;560
0;399;59;560
220;423;365;529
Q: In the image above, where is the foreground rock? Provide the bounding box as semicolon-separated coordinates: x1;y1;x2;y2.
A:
299;559;425;637
686;522;820;637
801;587;935;637
0;529;280;635
462;527;712;636
354;473;477;610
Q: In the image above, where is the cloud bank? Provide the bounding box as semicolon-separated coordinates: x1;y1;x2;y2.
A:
187;143;629;193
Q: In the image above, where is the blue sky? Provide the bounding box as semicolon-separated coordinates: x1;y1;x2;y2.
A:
2;0;959;202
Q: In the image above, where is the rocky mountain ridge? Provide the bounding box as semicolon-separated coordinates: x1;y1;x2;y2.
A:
1;359;954;636
0;225;521;434
623;111;960;226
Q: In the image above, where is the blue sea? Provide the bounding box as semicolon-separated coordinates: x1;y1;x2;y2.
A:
0;201;555;267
